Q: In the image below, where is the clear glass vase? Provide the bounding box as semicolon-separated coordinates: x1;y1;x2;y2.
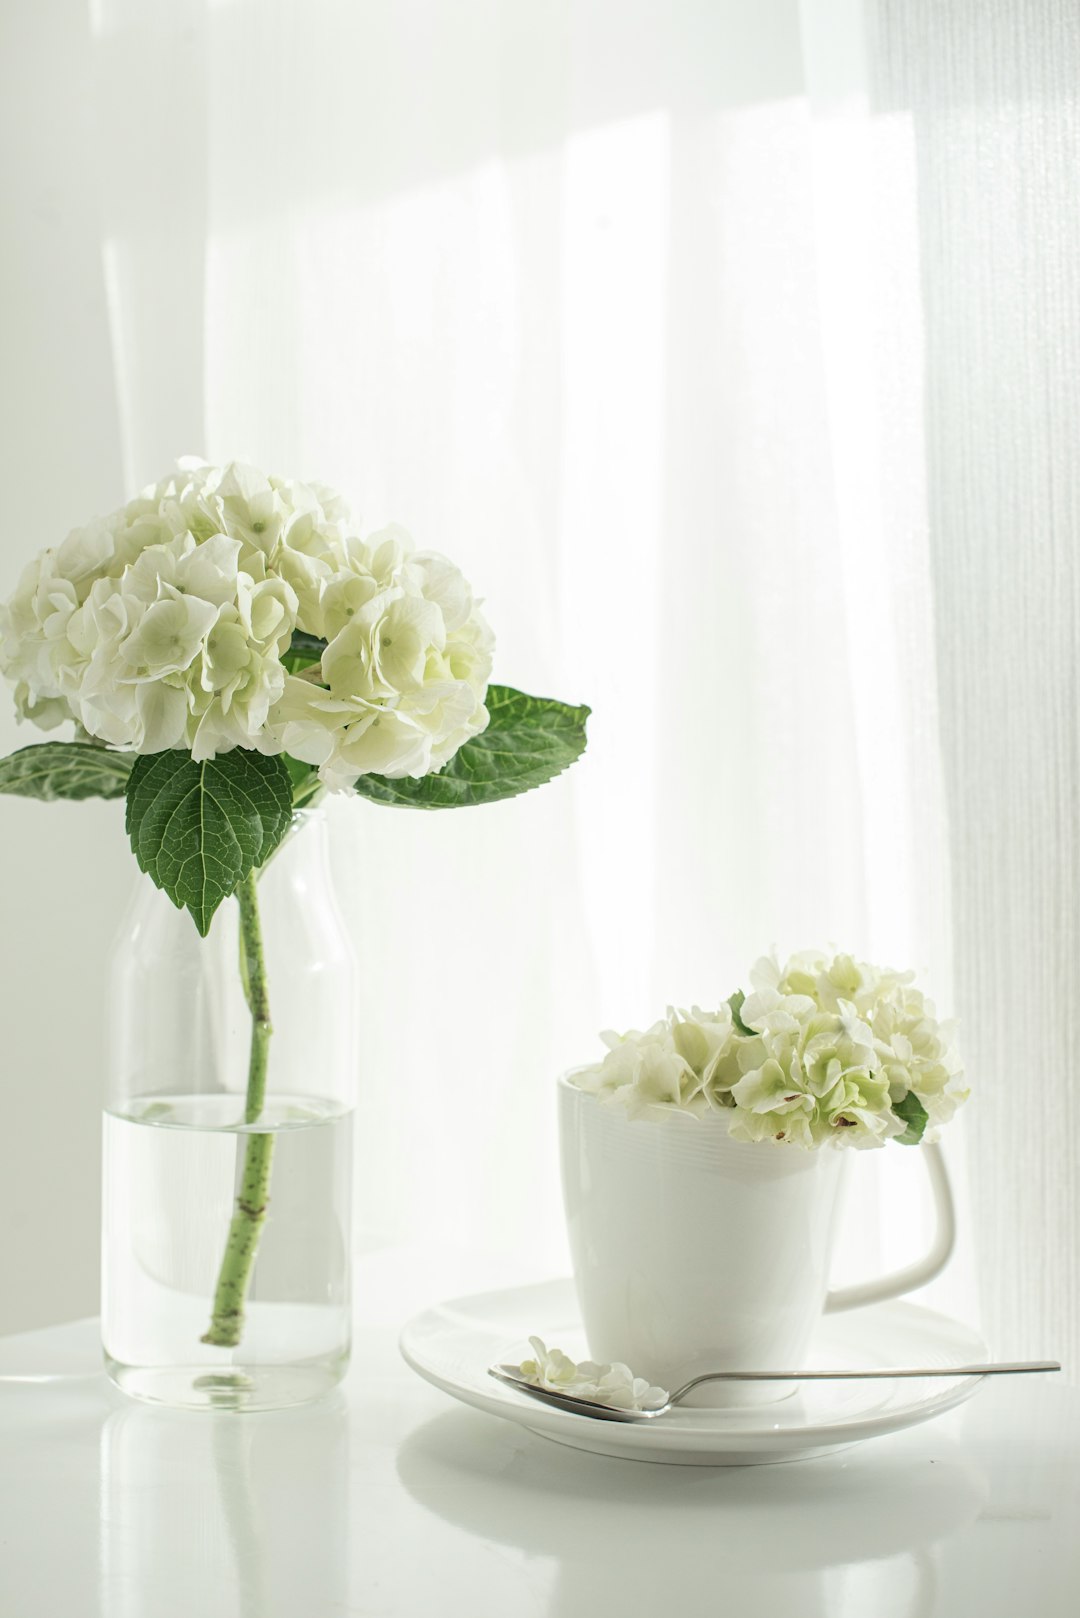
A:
102;808;358;1411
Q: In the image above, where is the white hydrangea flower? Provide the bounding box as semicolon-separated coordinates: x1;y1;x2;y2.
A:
516;1338;668;1412
731;1001;904;1149
0;461;494;793
745;950;914;1024
866;983;969;1134
0;522;117;727
575;1004;744;1119
570;951;968;1150
268;526;493;788
578;1019;693;1118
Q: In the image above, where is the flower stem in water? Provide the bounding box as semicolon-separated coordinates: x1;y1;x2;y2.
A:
201;870;275;1348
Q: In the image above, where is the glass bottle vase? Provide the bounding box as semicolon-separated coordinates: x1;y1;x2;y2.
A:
101;808;358;1411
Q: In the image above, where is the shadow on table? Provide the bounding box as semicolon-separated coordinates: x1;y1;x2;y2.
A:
397;1406;988;1618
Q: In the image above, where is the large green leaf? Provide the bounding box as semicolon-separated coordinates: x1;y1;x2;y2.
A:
892;1091;929;1146
352;686;590;809
0;742;135;801
125;750;293;935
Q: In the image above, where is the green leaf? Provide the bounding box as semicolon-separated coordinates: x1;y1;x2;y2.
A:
892;1091;929;1146
125;750;293;936
351;685;590;810
0;742;136;801
727;990;754;1037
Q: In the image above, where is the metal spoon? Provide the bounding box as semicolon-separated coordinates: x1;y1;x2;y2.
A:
488;1359;1062;1423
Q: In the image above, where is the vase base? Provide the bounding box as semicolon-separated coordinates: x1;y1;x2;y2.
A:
104;1351;349;1412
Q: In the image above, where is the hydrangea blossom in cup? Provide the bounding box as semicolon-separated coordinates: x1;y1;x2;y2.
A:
573;951;967;1149
0;459;589;1357
517;1338;668;1411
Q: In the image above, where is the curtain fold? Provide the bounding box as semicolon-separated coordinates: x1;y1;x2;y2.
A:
867;0;1080;1362
192;0;965;1304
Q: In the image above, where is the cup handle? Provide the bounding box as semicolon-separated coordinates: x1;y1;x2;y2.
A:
823;1141;956;1313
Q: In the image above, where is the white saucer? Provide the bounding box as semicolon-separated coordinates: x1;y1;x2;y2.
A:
399;1278;989;1466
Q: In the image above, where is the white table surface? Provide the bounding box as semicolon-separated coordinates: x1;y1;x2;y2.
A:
1;1249;1077;1618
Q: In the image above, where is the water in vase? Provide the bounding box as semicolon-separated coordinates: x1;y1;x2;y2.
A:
102;1094;352;1411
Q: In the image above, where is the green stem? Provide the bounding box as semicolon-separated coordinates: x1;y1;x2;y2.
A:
201;870;275;1349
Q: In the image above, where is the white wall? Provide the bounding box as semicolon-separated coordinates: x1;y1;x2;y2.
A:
0;1;130;1329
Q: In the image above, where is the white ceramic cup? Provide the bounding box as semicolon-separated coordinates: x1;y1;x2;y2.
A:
558;1074;956;1405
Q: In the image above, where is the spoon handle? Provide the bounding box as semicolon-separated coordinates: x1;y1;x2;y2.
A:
670;1360;1060;1402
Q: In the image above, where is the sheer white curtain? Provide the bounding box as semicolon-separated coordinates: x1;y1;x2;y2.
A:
2;0;1074;1361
